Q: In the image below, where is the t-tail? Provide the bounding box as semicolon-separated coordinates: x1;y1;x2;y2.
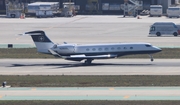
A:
25;30;54;54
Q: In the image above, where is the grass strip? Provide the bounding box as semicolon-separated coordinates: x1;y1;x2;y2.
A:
0;101;180;105
0;48;180;58
1;75;180;87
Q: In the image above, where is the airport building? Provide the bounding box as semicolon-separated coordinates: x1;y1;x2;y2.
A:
0;0;179;14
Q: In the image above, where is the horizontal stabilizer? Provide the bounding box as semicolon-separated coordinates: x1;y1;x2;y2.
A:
19;33;42;36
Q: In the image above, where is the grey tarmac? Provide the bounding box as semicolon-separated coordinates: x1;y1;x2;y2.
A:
1;87;180;100
1;16;180;101
0;59;180;75
0;15;180;47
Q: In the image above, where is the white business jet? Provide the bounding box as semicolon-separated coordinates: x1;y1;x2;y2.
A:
23;30;162;65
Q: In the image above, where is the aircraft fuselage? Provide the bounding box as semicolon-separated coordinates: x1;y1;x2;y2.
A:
24;30;162;64
52;43;161;58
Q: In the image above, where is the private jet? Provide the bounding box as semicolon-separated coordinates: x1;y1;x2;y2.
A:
22;30;162;64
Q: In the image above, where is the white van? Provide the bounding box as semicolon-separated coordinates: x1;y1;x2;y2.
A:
149;22;180;36
150;5;162;17
167;7;180;18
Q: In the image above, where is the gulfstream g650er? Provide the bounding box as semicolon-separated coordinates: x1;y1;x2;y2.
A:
23;30;161;64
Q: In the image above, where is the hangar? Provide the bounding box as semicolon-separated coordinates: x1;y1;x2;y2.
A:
0;0;179;14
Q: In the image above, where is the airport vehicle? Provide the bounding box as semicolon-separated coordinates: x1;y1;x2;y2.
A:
36;10;54;18
22;30;161;65
150;5;162;17
61;2;75;17
167;7;180;18
27;2;59;17
149;22;180;36
6;1;23;18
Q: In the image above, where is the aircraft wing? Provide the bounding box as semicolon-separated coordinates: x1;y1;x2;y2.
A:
48;49;117;61
63;54;118;61
68;54;117;59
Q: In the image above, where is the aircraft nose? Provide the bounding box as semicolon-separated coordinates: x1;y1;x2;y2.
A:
158;48;162;52
155;46;162;52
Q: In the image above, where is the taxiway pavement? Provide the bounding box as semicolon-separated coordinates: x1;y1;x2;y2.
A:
0;16;180;47
0;59;180;75
0;87;180;100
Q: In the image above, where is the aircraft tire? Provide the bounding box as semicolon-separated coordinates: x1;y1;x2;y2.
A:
84;59;92;65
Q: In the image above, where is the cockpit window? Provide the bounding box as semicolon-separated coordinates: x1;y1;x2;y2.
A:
145;44;152;47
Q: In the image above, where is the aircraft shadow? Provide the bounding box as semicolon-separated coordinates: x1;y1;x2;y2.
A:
9;63;153;69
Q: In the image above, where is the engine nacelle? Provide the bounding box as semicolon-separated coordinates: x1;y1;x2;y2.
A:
52;44;75;55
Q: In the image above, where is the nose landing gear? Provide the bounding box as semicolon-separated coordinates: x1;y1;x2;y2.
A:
149;55;154;62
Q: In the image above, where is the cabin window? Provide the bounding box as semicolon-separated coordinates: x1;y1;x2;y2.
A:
86;48;90;51
111;47;114;50
98;48;102;51
92;48;96;51
130;47;133;49
105;48;108;51
124;47;127;49
117;47;121;50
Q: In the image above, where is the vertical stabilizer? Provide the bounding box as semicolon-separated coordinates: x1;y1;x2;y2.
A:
25;30;54;54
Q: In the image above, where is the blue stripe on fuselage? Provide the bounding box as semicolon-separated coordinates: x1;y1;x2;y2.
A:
57;50;161;57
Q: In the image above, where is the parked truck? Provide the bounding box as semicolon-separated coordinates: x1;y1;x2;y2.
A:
167;7;180;18
149;5;162;17
6;1;24;18
27;2;59;17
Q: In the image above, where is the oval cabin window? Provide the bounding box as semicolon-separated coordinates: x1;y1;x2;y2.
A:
105;48;108;51
117;47;121;50
98;48;102;51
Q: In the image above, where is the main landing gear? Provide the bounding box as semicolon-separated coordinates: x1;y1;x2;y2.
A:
84;59;93;65
149;55;154;62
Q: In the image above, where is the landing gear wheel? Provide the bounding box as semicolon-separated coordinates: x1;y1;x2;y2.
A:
84;59;93;65
151;58;154;62
149;55;154;62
